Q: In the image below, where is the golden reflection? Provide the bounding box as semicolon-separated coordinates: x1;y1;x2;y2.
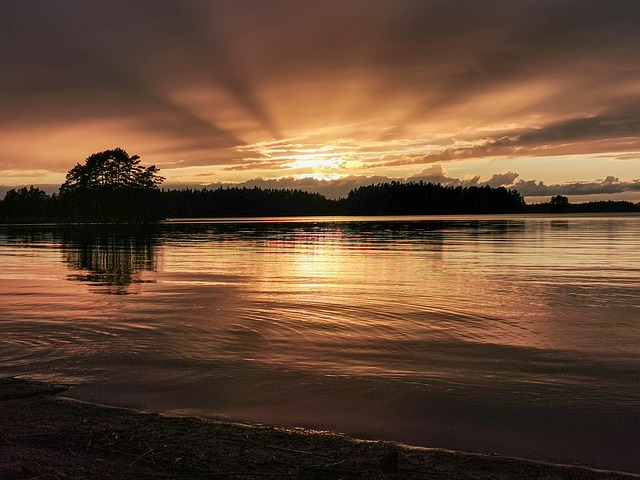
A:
273;231;347;288
61;227;159;295
158;218;639;364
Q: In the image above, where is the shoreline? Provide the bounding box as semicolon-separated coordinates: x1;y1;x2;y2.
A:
2;210;640;225
1;377;637;479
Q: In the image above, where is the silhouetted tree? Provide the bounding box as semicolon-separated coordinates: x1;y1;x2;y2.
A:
59;148;164;222
60;148;163;194
549;195;570;213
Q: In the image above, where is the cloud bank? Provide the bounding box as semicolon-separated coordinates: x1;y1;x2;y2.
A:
197;167;640;201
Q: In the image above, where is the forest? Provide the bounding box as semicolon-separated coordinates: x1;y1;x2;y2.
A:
3;182;639;223
1;149;638;222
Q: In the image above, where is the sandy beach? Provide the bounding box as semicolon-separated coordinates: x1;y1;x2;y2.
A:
1;377;636;480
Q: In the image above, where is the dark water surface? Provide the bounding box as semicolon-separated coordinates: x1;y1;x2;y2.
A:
1;215;638;472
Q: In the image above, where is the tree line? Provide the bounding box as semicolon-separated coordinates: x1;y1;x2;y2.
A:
527;195;640;214
0;183;528;221
343;181;526;215
1;149;638;222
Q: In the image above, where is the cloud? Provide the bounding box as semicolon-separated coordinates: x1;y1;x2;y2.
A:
0;1;639;186
408;167;518;189
198;169;640;201
0;170;55;179
408;165;477;186
376;106;640;168
204;175;395;199
611;153;640;161
483;172;520;187
513;176;640;197
514;113;640;146
222;160;292;172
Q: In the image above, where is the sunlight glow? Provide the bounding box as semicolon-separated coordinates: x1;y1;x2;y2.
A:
273;147;355;180
288;154;344;171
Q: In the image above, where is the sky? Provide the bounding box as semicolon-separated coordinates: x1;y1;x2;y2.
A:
1;0;639;202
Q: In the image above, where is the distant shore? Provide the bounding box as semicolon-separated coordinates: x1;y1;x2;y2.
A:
1;377;637;479
1;210;640;226
3;181;637;224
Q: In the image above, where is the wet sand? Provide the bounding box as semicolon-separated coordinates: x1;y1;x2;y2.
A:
1;377;636;479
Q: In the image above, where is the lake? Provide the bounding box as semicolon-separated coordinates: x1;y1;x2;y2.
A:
0;214;638;472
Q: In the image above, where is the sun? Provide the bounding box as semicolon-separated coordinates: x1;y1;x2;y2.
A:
287;153;346;180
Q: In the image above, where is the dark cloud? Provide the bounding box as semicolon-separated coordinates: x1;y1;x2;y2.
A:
508;111;640;146
205;175;396;199
408;165;477;186
408;167;518;189
483;172;520;187
377;105;640;167
200;172;640;201
1;1;639;180
513;176;640;197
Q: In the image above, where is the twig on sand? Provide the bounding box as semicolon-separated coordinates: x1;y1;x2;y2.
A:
65;443;77;457
130;446;156;466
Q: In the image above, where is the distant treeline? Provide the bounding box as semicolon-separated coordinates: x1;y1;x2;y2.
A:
0;182;525;221
527;199;640;214
163;182;527;217
0;182;638;223
343;182;525;215
162;187;338;217
0;186;162;223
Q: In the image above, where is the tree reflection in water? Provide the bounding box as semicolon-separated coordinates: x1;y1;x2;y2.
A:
61;225;159;294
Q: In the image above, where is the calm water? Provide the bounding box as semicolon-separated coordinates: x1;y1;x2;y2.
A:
0;215;638;472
